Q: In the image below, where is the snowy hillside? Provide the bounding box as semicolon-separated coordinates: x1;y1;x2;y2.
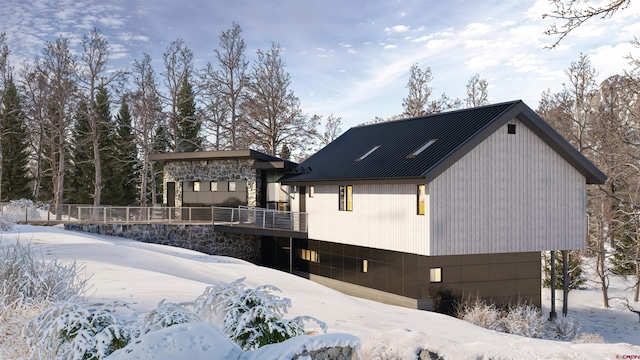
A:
1;225;639;359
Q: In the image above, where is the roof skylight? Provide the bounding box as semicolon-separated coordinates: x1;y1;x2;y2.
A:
355;145;381;161
408;139;437;158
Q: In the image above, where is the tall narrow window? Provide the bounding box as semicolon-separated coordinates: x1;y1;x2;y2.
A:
228;181;236;191
309;186;315;198
339;185;353;211
193;181;201;192
417;184;426;215
210;182;218;192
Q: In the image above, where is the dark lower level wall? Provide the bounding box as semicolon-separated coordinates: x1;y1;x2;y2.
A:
281;238;541;309
65;224;262;263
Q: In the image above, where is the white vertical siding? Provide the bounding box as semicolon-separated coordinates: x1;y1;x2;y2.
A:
306;183;430;255
430;119;586;255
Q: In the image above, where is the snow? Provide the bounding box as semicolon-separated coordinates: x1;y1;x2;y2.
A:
3;224;640;359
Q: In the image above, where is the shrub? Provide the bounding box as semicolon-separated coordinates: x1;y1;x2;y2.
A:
0;241;89;307
24;302;131;360
139;299;201;335
458;299;582;341
459;298;504;332
571;332;606;344
195;278;327;350
427;287;461;316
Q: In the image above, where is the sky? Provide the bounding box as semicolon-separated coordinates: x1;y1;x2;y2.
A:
2;224;640;359
1;0;640;129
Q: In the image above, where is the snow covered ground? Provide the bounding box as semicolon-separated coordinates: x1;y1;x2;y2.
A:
2;224;640;359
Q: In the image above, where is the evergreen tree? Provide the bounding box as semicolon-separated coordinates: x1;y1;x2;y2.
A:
543;250;586;290
279;144;290;160
113;98;139;205
1;78;32;200
151;123;170;204
95;86;122;205
176;73;201;152
68;101;94;204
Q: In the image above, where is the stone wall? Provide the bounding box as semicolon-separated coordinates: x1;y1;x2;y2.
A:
163;159;260;207
65;224;261;263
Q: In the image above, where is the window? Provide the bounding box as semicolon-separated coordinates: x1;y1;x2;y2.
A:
339;185;353;211
228;181;236;191
408;139;437;158
309;186;315;198
211;182;218;192
355;145;381;161
300;249;319;263
193;181;201;192
430;268;442;283
362;259;368;273
508;124;516;134
417;184;426;215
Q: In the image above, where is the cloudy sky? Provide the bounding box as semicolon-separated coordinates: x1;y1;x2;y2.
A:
2;0;640;128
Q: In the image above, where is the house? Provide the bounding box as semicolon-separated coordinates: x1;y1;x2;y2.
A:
149;100;605;311
278;100;606;309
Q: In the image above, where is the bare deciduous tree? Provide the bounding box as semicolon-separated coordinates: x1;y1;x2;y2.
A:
543;0;631;48
402;63;433;117
161;38;194;152
35;37;77;218
130;54;162;206
465;74;489;108
241;42;319;158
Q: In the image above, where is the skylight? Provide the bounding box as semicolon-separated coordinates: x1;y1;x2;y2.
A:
408;139;437;158
355;145;381;161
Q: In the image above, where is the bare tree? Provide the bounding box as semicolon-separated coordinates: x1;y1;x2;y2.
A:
130;54;162;206
77;28;123;206
161;39;193;152
241;42;319;157
200;66;229;150
0;32;10;203
402;63;433;117
317;113;343;147
35;37;77;217
207;23;248;150
19;63;48;200
543;0;631;48
465;74;489;108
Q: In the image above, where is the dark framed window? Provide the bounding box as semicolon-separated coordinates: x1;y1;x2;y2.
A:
430;268;442;283
417;184;426;215
339;185;353;211
508;124;516;134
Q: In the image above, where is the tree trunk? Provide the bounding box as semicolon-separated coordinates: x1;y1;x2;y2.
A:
92;129;101;206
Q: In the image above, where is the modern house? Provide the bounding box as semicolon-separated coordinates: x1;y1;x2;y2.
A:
278;100;606;309
150;100;606;310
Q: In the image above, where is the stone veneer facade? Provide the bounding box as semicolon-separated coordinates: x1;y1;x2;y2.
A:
65;223;261;263
162;159;260;208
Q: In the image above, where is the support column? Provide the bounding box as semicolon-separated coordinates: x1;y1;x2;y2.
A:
549;250;557;320
562;250;569;317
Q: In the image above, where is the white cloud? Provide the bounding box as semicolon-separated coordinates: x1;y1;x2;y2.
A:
385;25;410;34
384;44;397;50
119;32;150;42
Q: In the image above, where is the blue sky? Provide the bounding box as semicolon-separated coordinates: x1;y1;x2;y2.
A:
2;0;640;129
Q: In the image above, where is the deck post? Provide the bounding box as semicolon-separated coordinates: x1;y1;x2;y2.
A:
562;250;569;317
549;250;557;321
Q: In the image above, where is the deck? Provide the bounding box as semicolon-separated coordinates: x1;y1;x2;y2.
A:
2;204;308;235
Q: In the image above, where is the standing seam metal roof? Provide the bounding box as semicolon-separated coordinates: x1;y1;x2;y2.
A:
280;100;606;185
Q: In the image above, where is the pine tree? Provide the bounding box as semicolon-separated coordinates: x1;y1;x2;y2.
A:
114;98;139;205
95;86;123;205
543;250;586;290
279;144;290;160
68;101;94;204
1;78;32;200
176;74;201;152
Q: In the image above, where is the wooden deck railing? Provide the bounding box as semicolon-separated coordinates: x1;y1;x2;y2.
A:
1;203;307;233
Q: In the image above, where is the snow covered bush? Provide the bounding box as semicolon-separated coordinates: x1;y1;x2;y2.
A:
500;303;547;338
0;199;40;228
458;299;583;341
196;278;327;350
459;299;504;332
23;302;131;360
0;241;89;308
139;299;201;335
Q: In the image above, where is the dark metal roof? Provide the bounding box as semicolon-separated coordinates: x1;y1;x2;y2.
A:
280;100;607;185
149;149;298;169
